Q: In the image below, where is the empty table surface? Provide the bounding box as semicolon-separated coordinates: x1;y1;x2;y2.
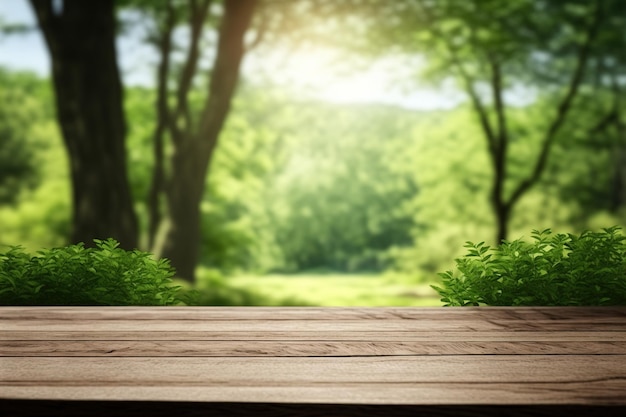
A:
1;306;625;416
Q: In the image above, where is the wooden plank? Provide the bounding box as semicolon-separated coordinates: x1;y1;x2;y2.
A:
3;318;626;332
3;308;625;336
2;382;626;405
3;330;625;342
2;306;626;412
0;365;624;412
2;355;625;385
2;306;626;322
2;340;626;356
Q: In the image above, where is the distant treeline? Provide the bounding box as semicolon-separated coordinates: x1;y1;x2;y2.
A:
1;69;623;279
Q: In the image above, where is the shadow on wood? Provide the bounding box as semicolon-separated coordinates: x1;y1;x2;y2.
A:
2;400;626;417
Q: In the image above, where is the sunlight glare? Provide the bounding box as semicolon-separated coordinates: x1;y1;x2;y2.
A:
246;45;463;110
269;46;369;100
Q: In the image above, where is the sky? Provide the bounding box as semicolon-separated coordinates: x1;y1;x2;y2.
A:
0;0;464;110
0;0;49;74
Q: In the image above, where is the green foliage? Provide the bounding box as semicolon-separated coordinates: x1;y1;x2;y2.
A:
244;97;418;272
0;69;51;205
122;84;422;274
433;227;626;306
183;268;440;306
177;268;307;306
0;69;68;248
3;66;625;287
0;238;181;305
85;83;626;279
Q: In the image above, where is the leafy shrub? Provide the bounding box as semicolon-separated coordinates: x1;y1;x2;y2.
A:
432;226;626;306
0;238;181;305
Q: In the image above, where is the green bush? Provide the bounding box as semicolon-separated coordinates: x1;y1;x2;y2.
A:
432;226;626;306
0;238;182;305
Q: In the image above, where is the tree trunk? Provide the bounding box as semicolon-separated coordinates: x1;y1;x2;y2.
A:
494;202;510;245
29;0;138;249
491;162;509;244
159;0;257;282
160;143;206;280
148;0;176;250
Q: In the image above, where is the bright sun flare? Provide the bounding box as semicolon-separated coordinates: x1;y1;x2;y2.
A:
246;45;463;110
251;45;395;105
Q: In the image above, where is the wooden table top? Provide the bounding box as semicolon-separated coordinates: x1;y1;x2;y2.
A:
1;306;625;416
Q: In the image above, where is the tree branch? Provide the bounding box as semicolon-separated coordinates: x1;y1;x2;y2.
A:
455;57;498;157
148;0;177;249
416;0;498;156
157;0;177;136
490;57;508;155
506;0;604;208
28;0;59;49
245;5;268;51
198;0;257;150
589;107;618;135
488;56;510;223
173;0;212;135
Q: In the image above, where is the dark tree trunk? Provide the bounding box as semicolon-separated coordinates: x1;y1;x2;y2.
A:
148;0;176;250
29;0;138;249
161;143;207;280
494;202;510;245
158;0;257;282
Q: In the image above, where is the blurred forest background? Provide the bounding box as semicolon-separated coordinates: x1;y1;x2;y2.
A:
0;0;625;306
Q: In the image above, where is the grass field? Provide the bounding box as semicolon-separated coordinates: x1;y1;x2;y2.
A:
182;270;442;306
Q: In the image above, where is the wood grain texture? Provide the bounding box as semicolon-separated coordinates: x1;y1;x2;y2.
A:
3;355;626;384
3;330;625;341
1;306;625;416
2;305;625;319
3;305;626;322
3;339;626;356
